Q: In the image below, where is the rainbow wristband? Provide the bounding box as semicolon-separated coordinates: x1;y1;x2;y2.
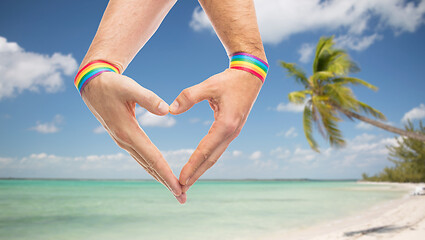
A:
74;60;120;94
230;52;269;83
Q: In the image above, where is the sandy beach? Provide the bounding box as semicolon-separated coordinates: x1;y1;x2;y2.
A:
269;182;425;240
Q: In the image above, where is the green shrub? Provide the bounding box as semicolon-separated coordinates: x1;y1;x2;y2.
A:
362;121;425;183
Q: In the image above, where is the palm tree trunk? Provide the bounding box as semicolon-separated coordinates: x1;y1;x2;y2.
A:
335;106;425;142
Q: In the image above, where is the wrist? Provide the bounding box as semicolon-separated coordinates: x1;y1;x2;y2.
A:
229;52;269;83
229;50;267;65
79;54;125;75
74;60;121;94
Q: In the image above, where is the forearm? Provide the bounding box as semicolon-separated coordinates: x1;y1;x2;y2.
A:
198;0;267;62
80;0;176;73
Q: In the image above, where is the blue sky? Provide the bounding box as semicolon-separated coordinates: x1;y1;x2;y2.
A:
0;0;424;179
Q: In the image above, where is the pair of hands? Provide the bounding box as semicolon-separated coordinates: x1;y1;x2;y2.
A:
82;69;262;204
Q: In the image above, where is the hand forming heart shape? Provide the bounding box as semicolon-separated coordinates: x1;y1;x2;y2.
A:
81;69;262;204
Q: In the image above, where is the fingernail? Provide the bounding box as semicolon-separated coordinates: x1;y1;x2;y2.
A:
185;177;191;185
158;101;169;114
169;101;179;113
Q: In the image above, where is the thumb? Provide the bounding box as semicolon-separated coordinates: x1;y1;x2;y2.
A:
170;81;212;115
129;83;169;116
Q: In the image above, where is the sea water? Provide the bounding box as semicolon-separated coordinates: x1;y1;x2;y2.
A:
0;180;407;240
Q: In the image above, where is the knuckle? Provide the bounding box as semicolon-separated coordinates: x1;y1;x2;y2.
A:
206;157;218;165
146;153;163;170
233;126;242;138
133;157;149;169
181;88;194;104
195;148;211;162
147;161;159;172
220;118;240;137
111;127;133;145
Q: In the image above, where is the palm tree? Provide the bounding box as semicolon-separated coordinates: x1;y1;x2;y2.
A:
280;36;425;152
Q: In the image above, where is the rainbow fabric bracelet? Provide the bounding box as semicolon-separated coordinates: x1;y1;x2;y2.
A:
230;52;269;83
74;60;120;94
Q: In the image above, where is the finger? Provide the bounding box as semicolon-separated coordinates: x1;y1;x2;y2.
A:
126;78;169;116
169;81;214;115
110;129;186;204
109;134;168;187
129;125;184;200
128;152;162;183
127;148;187;204
182;139;231;193
179;118;240;188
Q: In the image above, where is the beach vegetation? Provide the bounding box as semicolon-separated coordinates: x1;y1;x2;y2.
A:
362;121;425;183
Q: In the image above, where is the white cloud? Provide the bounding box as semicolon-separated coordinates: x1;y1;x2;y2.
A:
249;151;262;160
29;153;51;159
190;0;425;49
0;36;77;100
267;133;399;175
161;149;194;169
93;125;107;134
352;133;376;142
334;34;383;51
270;147;291;159
30;115;63;134
277;127;299;138
189;6;213;32
285;127;298;138
189;118;201;124
253;159;279;170
0;132;402;179
355;122;374;130
203;120;213;125
355;120;395;130
298;43;315;63
5;152;135;173
336;133;398;158
291;147;317;164
135;107;176;128
0;38;21;52
0;157;13;165
232;150;243;157
276;102;305;113
402;103;425;122
0;150;194;178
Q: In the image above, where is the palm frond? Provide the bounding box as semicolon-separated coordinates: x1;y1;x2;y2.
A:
313;36;359;75
313;36;334;73
279;61;309;88
354;100;387;121
331;77;378;91
303;101;319;152
326;50;355;75
313;105;326;139
313;96;346;148
288;90;312;104
313;71;335;81
312;71;334;88
324;83;358;111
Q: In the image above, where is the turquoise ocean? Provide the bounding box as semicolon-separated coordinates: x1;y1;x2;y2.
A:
0;180;407;240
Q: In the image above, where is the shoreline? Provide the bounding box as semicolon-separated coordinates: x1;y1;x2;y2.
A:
266;181;425;240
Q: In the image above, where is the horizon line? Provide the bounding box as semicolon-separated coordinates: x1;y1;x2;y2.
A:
0;177;360;182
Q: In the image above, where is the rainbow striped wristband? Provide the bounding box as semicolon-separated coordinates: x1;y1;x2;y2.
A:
74;60;120;94
230;52;269;83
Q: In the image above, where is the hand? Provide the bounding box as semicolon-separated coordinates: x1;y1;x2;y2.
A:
81;72;186;204
170;69;262;192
